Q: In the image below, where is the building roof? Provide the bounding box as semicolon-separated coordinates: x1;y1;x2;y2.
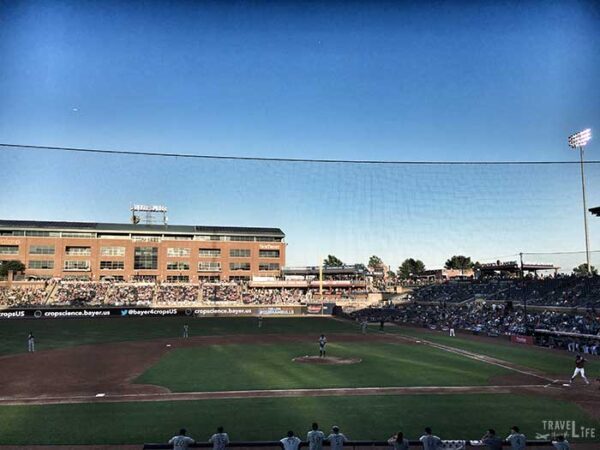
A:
0;219;285;237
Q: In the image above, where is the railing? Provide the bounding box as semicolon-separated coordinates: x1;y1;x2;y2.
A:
142;439;554;449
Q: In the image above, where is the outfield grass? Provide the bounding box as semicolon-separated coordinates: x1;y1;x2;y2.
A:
136;341;510;391
0;317;355;355
392;327;600;376
0;394;597;445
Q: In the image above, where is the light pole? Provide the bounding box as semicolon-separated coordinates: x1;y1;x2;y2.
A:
568;128;592;275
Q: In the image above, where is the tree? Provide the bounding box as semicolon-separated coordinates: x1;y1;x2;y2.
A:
572;263;598;276
0;260;26;277
323;255;344;267
444;255;473;274
368;255;384;269
397;258;426;279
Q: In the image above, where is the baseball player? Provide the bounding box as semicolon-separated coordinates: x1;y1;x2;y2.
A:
183;325;189;338
319;334;327;357
419;427;442;450
209;426;229;450
387;431;409;450
168;428;195;450
481;429;503;450
258;315;263;329
326;426;348;450
570;354;590;385
449;325;455;337
505;426;526;450
307;422;325;450
552;436;570;450
27;332;35;353
280;431;301;450
360;320;368;334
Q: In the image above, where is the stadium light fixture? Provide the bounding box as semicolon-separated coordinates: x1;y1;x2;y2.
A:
568;129;593;275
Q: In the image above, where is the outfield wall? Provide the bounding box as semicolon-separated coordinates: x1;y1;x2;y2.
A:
0;304;336;319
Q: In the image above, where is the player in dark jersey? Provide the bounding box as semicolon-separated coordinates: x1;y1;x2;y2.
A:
570;354;590;385
319;334;327;357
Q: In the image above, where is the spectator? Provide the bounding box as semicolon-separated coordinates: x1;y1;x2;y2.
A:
168;428;195;450
209;426;229;450
280;431;301;450
419;427;442;450
307;422;325;450
388;431;409;450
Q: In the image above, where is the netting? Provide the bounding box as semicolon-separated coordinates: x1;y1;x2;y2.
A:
1;146;599;273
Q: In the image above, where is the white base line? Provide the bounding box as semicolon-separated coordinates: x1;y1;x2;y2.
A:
0;384;546;405
391;332;555;383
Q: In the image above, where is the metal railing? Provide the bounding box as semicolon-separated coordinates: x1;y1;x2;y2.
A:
143;439;554;449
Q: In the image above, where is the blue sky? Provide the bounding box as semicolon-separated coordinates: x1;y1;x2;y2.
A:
1;1;599;270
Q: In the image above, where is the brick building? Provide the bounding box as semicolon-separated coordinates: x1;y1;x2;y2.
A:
0;220;285;282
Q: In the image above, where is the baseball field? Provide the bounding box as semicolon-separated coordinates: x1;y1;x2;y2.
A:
0;316;598;446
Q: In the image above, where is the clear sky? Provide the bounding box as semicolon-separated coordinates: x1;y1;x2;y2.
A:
1;1;599;271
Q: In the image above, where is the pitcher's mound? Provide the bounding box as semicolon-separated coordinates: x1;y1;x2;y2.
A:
293;356;362;365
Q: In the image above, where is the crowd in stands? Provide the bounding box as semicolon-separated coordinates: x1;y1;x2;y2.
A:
165;424;569;450
202;283;241;302
350;302;600;354
408;275;600;308
156;284;199;304
241;288;311;305
53;282;153;306
0;286;47;307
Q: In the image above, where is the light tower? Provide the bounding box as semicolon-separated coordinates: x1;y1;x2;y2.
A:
568;128;592;275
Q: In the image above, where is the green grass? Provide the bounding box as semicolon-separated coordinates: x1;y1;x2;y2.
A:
392;327;600;376
0;394;597;444
136;341;509;391
0;317;356;355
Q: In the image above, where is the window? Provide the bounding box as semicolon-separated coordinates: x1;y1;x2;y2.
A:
99;234;128;239
163;235;193;241
230;249;251;258
198;261;221;272
132;235;161;242
62;232;95;238
256;236;282;242
198;275;220;282
101;246;126;257
25;230;60;237
100;261;125;270
166;261;190;270
259;263;280;271
65;246;91;256
259;250;280;258
64;260;91;271
229;235;254;242
229;275;250;282
101;275;124;281
28;260;54;269
29;245;55;255
0;245;18;255
229;262;251;271
195;235;224;241
134;247;159;270
167;247;191;257
166;275;190;283
199;248;221;257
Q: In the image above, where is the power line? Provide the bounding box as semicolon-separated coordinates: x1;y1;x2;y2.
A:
1;142;599;166
522;250;600;256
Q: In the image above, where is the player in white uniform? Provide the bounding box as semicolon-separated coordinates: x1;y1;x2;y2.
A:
258;315;263;328
280;431;301;450
327;426;348;450
307;422;325;450
505;426;526;450
319;334;327;357
27;332;35;353
183;325;189;338
209;426;229;450
570;354;590;385
169;428;195;450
